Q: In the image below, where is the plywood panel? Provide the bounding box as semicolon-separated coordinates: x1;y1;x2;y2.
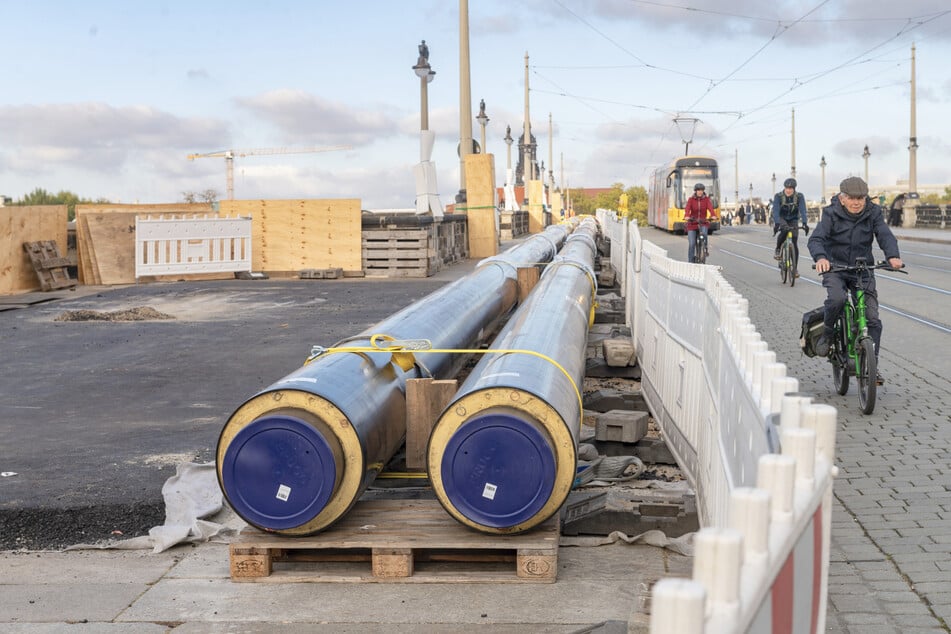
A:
221;199;362;272
464;154;499;258
463;153;497;210
83;212;137;285
0;205;68;295
528;180;545;233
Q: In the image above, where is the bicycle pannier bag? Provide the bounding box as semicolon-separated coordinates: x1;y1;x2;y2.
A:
800;306;825;357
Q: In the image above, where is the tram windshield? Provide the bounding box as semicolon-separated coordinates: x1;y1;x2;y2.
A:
681;167;718;208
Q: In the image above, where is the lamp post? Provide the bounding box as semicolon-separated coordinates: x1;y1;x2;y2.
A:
412;40;435;131
820;156;827;204
504;125;514;171
863;145;870;184
476;99;489;154
771;173;776;195
749;182;754;223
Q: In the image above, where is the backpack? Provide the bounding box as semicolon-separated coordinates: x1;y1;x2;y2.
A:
800;306;825;357
781;193;804;221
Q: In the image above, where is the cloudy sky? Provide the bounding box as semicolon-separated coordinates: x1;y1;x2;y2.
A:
2;1;950;208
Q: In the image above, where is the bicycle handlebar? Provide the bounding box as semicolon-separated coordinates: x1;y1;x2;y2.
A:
811;260;908;275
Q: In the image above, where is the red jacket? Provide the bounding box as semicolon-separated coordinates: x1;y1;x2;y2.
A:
685;194;714;230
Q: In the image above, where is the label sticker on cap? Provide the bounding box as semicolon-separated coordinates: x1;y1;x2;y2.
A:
276;484;291;501
482;482;498;500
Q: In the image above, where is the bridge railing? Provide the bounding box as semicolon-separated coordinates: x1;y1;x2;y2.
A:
596;209;836;634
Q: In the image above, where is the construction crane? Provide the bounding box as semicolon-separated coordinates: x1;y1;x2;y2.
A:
186;145;351;200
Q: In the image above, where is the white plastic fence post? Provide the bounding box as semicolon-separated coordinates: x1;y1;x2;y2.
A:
758;362;786;413
729;487;770;568
781;427;817;491
769;377;799;417
650;578;706;634
780;393;812;429
740;332;762;379
757;454;796;524
693;527;742;625
751;350;776;396
800;403;838;467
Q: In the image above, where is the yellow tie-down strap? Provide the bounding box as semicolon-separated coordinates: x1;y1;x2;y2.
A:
305;333;584;425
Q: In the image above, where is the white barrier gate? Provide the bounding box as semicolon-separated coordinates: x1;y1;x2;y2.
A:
596;209;835;634
135;215;252;279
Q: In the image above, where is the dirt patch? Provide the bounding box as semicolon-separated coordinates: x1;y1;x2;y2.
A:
54;306;175;322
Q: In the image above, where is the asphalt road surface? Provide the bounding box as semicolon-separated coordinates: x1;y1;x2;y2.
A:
0;278;453;549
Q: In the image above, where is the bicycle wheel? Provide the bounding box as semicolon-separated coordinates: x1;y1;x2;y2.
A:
857;337;877;414
788;245;797;287
778;245;788;284
831;324;849;395
696;237;707;264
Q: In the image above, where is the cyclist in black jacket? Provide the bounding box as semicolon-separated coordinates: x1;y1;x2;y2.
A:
807;176;903;381
772;177;809;264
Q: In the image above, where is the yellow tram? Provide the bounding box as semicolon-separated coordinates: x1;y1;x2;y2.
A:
648;156;721;233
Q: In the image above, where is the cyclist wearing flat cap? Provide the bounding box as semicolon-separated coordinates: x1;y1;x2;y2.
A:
807;176;903;382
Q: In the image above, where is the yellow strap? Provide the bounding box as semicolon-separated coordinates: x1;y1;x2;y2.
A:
306;336;585;424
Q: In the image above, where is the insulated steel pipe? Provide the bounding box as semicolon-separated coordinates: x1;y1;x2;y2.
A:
217;224;570;535
428;217;600;534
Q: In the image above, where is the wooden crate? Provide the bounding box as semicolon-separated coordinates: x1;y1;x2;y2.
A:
362;227;438;278
229;498;559;583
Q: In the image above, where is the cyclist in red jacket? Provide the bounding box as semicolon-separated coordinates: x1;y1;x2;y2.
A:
685;183;714;263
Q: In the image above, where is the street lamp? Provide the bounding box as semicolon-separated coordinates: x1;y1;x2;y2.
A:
476;99;489;154
863;145;870;184
771;173;776;194
749;182;754;223
503;125;514;171
412;40;435;131
820;156;827;204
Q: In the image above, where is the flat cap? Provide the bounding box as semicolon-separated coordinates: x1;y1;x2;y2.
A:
840;176;868;197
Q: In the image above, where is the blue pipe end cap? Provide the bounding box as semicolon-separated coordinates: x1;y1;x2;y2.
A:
220;415;337;530
440;412;556;529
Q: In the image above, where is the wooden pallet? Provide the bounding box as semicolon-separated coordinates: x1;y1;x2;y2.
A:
229;498;559;584
22;240;77;291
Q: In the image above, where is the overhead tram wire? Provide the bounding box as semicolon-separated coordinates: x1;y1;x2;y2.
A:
684;0;831;111
721;9;951;130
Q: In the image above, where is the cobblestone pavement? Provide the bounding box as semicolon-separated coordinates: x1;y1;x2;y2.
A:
730;275;951;634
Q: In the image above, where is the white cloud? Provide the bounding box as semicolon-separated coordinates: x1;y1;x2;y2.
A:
234;90;403;146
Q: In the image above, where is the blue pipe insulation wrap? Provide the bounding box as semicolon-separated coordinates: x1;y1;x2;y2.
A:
216;224;572;535
428;217;601;534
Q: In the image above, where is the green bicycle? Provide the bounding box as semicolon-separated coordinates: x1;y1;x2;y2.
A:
816;259;907;415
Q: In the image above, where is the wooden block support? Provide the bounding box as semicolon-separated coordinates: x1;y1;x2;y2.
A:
405;378;458;470
230;545;274;578
517;266;540;304
372;548;413;578
517;548;558;579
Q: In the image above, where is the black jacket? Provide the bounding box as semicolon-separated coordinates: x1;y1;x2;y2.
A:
808;197;900;266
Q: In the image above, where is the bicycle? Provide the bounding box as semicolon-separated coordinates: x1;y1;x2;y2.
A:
695;227;709;264
814;259;907;415
777;223;797;286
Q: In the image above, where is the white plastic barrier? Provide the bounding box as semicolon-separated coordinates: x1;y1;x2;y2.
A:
595;209;835;634
135;214;252;279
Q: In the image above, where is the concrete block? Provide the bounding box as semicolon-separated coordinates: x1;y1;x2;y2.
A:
595;410;649;444
583;388;647;412
602;337;635;367
300;267;343;279
597;265;616;288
